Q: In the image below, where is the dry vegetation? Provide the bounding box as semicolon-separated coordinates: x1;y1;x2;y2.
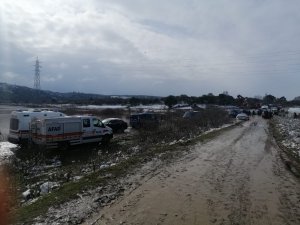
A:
138;107;231;144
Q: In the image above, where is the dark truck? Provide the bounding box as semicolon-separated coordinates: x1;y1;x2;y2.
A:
129;112;165;128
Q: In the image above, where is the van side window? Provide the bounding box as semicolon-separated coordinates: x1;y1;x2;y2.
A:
83;119;90;128
10;118;19;130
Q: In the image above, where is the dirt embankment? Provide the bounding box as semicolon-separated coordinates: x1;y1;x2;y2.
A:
87;117;300;225
270;116;300;176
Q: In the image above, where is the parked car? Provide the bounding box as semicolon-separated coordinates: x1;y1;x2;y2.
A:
271;107;279;115
183;111;201;119
228;109;241;118
242;109;251;116
102;118;128;133
236;113;249;121
129;113;164;128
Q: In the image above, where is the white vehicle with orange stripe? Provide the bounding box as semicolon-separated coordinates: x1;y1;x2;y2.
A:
31;116;113;149
8;109;66;145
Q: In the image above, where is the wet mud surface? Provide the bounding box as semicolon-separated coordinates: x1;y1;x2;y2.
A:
88;117;300;225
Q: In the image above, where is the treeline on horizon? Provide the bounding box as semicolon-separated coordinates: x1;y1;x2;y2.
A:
1;82;300;108
39;93;300;109
51;93;300;109
162;93;290;109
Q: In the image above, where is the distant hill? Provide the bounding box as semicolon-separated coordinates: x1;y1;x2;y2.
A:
0;83;161;104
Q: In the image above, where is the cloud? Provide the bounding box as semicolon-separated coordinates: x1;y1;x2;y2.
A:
1;0;300;99
50;62;68;69
42;74;63;82
1;71;20;80
82;65;89;69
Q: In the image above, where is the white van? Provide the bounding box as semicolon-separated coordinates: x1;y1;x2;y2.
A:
31;116;113;149
8;109;66;145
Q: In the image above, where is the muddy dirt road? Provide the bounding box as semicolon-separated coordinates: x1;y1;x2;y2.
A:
87;117;300;225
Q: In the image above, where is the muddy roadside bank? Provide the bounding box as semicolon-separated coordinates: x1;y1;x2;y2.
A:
29;123;239;225
270;116;300;177
1;106;233;224
13;123;238;224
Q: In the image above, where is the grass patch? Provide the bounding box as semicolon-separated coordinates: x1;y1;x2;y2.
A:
14;180;90;223
191;123;240;144
13;156;140;224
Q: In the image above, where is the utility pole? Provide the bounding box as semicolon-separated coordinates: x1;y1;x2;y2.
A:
34;56;41;89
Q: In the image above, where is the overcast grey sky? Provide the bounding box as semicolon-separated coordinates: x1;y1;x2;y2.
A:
1;0;300;99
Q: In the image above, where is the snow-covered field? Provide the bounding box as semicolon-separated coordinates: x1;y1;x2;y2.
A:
0;142;16;165
76;104;168;111
273;116;300;157
77;104;127;109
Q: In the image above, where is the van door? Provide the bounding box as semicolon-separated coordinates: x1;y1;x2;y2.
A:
92;118;105;134
92;118;112;140
81;118;102;143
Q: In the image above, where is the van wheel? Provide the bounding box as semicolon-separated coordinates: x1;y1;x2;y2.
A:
59;141;69;150
101;135;110;145
20;139;29;149
117;128;124;133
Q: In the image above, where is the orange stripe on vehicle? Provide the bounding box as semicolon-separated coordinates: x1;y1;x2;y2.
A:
35;132;83;139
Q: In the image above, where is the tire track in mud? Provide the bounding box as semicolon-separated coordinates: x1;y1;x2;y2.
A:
86;118;300;225
202;122;257;225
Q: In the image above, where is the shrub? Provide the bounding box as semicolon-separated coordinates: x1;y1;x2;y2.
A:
62;108;128;119
137;108;231;145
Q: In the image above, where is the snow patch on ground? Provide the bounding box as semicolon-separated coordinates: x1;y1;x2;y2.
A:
77;105;126;109
274;116;300;157
75;104;168;111
0;141;17;165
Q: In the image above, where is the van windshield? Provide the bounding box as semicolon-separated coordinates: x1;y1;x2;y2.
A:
93;118;103;127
